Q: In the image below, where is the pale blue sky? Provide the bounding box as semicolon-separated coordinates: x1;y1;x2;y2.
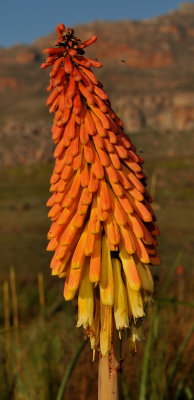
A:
1;0;193;47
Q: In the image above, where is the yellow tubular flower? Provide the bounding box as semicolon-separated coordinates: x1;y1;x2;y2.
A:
77;260;94;329
126;284;145;319
119;244;141;291
136;261;154;293
112;258;129;330
99;235;114;306
90;293;100;350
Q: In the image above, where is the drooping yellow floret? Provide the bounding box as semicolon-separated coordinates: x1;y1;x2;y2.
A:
126;285;145;319
112;258;129;330
99;235;114;306
77;260;94;329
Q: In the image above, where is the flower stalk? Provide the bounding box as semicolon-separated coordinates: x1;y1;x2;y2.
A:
98;316;121;400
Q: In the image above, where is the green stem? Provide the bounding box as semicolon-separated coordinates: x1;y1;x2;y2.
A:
167;323;194;388
138;311;157;400
157;298;194;308
161;250;183;297
56;340;87;400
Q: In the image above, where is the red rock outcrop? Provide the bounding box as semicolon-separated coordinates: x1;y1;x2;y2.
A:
173;106;194;130
15;51;37;64
89;42;174;68
179;2;194;14
0;77;19;92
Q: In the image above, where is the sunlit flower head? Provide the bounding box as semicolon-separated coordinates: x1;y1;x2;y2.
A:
42;23;160;356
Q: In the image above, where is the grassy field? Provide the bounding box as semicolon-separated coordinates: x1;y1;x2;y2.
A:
0;154;193;399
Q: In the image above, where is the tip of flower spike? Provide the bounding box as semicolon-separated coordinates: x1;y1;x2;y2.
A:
54;23;98;51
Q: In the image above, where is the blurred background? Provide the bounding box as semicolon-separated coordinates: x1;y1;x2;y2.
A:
0;1;194;399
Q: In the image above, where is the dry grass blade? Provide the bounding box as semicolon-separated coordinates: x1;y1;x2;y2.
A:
10;267;22;373
3;280;11;376
38;273;45;315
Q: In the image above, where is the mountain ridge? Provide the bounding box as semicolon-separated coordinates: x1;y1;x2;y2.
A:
1;2;194;166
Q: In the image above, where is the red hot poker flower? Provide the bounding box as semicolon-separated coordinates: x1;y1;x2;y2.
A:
42;24;160;356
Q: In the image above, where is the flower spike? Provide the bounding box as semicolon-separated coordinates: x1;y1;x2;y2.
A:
43;23;160;356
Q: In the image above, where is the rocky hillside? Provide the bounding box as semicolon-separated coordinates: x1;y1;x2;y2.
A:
1;2;194;166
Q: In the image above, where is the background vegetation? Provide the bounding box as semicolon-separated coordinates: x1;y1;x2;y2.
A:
0;140;193;399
